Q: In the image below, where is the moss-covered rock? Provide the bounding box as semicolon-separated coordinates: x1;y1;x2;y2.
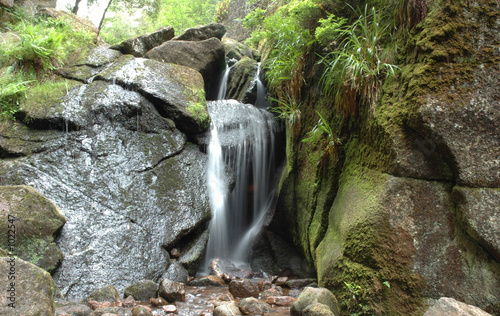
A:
225;57;259;103
0;185;66;273
145;37;225;100
96;55;210;135
123;280;158;302
0;257;59;315
86;284;120;303
291;287;340;316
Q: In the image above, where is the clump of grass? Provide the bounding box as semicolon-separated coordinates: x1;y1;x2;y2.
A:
0;8;94;120
318;5;399;116
0;69;32;120
302;111;341;168
243;0;321;104
270;94;302;137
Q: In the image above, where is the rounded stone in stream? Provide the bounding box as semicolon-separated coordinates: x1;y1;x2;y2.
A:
158;278;186;302
228;279;259;298
238;297;271;315
131;305;153;316
291;287;340;316
86;285;120;303
213;302;242;316
123;280;158;302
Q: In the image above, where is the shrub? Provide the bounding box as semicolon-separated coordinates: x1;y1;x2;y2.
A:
0;70;32;120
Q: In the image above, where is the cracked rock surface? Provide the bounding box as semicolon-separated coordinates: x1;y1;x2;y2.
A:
0;51;211;298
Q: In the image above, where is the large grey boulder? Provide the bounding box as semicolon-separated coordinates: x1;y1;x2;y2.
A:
0;78;210;298
146;38;225;100
221;37;255;62
417;67;500;187
160;261;189;284
423;297;492;316
174;23;226;41
96;55;210;135
0;185;66;273
111;26;175;57
0;257;59;315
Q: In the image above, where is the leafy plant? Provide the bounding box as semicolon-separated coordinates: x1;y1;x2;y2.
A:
2;15;94;74
270;94;302;137
302;111;341;168
318;6;399;116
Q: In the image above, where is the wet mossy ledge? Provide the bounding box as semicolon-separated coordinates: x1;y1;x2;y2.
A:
268;0;500;314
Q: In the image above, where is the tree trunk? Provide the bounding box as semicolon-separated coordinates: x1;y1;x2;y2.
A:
72;0;82;14
97;0;113;35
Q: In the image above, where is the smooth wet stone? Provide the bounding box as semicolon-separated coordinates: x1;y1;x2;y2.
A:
159;279;186;302
161;261;189;284
124;280;158;302
238;297;271;315
228;279;259;298
189;275;226;287
213;302;242;316
261;287;283;299
86;285;120;303
150;297;168;307
266;296;296;306
131;305;152;316
303;303;337;316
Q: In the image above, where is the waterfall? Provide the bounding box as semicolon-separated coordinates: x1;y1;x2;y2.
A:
203;68;279;270
216;64;232;100
254;63;270;109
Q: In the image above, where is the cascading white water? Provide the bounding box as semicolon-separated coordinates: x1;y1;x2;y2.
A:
216;64;232;100
204;100;278;268
203;62;279;269
255;63;270;109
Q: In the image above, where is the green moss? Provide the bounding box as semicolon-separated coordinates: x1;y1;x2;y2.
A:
186;88;210;130
20;78;81;121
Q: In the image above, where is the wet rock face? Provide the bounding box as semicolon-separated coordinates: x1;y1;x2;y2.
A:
0;53;210;298
0;185;66;273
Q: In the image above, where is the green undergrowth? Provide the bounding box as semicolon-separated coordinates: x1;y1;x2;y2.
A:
0;6;94;121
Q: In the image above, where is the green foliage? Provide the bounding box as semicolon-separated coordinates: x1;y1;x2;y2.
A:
244;0;321;102
0;9;93;120
343;281;372;315
100;0;221;45
2;15;94;73
0;70;32;120
214;0;231;23
270;94;302;137
302;111;341;168
318;6;399;116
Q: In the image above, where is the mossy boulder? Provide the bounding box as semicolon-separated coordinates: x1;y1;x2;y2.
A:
86;284;120;303
96;55;210;135
0;185;66;273
221;37;255;62
124;280;158;302
0;257;59;315
146;38;225;100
